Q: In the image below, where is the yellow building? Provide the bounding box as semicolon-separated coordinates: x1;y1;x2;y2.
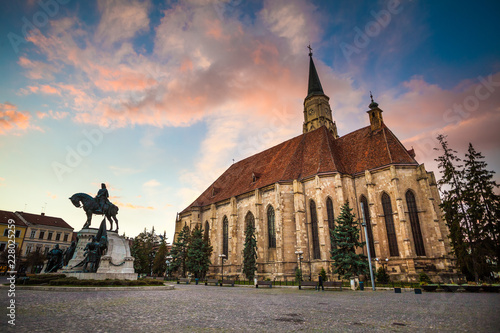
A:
0;210;28;272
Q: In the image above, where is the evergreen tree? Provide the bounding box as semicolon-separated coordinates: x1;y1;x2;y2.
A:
435;135;482;281
186;225;213;279
170;224;190;278
152;233;169;276
202;224;213;273
464;143;500;276
242;221;258;281
330;201;369;280
25;250;45;273
375;267;390;284
131;227;160;275
295;268;302;283
131;238;148;274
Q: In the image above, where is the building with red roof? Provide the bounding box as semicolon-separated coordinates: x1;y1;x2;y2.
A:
176;52;457;282
15;211;74;273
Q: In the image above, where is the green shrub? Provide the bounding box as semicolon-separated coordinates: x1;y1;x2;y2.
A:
112;279;126;286
376;267;390;284
319;267;327;282
18;274;67;285
22;276;164;287
49;277;79;286
295;268;302;283
419;272;432;284
146;280;164;286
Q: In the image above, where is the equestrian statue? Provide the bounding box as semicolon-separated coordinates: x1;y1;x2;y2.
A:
69;183;119;231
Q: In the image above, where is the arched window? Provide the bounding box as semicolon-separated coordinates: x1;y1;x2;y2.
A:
406;191;426;256
204;221;210;241
326;197;336;249
382;193;399;257
360;195;376;257
310;200;321;259
222;216;229;257
245;212;255;228
267;206;276;248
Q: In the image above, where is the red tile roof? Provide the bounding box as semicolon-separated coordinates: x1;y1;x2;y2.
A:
0;210;28;227
182;124;417;213
16;211;73;230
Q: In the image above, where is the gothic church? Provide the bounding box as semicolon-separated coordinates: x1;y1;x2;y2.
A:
175;51;458;282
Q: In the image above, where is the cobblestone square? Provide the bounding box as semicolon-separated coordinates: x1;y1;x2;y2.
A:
1;284;499;332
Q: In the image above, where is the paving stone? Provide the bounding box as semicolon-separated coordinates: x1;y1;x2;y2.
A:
1;284;499;332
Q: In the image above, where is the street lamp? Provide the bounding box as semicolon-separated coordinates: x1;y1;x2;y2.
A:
360;201;375;291
375;257;389;270
219;254;226;284
165;255;173;281
294;250;304;282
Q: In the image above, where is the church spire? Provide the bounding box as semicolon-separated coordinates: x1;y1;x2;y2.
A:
307;45;324;98
303;46;338;138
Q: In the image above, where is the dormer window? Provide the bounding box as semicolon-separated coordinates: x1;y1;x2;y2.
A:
211;187;218;197
252;172;260;183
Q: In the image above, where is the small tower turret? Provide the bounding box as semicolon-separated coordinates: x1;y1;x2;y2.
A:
367;91;383;132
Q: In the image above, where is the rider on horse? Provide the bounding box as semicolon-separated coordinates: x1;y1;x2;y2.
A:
95;183;110;214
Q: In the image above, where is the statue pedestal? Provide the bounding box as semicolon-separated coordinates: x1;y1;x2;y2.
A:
62;228;136;280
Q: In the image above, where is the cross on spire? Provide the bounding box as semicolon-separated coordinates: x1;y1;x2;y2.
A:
368;91;379;109
307;44;313;56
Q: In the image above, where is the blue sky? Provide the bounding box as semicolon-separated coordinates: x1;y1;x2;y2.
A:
1;0;499;240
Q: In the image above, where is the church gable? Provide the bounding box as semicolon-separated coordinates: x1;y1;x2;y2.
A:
333;124;417;175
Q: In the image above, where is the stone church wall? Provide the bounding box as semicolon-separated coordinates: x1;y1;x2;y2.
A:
176;164;458;282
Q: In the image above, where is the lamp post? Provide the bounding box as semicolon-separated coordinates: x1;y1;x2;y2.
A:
375;257;389;270
294;250;304;282
219;254;226;284
360;202;376;291
165;255;173;281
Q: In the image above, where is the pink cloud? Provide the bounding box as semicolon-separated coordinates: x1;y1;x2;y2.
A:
95;0;150;45
205;19;227;41
18;0;332;130
114;200;155;210
37;110;69;120
18;56;59;80
377;72;500;184
40;85;61;95
0;102;32;135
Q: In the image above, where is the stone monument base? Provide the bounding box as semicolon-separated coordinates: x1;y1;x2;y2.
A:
62;228;137;280
64;272;138;280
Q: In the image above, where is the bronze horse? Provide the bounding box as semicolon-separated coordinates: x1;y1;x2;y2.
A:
69;193;119;231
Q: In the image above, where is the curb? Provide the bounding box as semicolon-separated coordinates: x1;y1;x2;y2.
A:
0;284;175;292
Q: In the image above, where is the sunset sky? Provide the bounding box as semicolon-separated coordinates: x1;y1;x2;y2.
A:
1;0;499;241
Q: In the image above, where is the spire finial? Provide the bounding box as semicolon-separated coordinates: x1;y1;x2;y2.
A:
307;44;313;57
369;91;379;109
